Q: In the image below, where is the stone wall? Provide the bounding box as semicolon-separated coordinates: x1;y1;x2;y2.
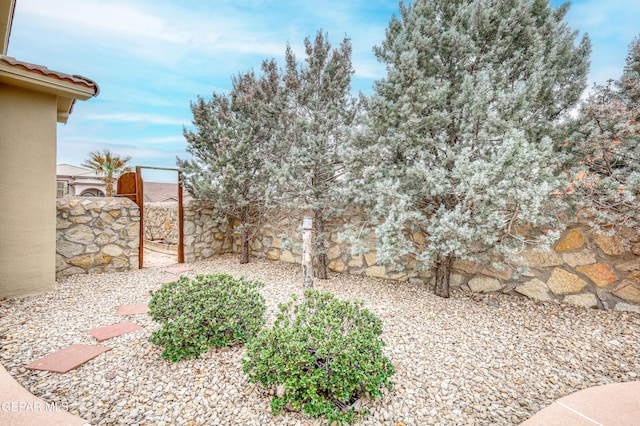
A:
56;197;140;277
161;200;640;311
144;202;179;244
182;200;231;263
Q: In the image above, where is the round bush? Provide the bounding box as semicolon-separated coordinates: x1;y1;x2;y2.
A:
242;289;395;424
148;273;266;362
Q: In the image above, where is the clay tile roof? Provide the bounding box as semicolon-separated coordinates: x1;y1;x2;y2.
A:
0;54;99;95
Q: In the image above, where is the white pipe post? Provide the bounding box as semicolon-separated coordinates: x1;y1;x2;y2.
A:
302;216;313;291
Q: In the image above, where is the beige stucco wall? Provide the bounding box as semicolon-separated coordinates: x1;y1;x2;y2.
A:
0;84;58;297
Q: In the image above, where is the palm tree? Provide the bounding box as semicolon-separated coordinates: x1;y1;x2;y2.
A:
82;149;132;197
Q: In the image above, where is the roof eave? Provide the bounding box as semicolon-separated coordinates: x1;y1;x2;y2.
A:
0;61;97;123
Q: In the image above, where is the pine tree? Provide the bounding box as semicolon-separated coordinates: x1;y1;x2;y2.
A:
351;0;590;297
568;35;640;236
178;60;282;264
270;31;359;279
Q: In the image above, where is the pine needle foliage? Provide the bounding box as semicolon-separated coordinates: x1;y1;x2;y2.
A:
269;31;360;279
348;0;591;297
566;35;640;237
178;60;283;263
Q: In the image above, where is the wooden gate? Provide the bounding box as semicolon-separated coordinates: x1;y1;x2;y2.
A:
117;166;184;268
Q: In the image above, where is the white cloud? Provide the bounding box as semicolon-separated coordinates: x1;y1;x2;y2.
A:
83;113;189;126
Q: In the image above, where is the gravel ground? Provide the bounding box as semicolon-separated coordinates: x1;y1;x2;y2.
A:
1;254;639;425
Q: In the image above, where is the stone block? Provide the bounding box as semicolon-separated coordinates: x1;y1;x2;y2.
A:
628;271;640;285
556;229;585;252
612;281;640;304
99;212;114;225
365;265;387;278
95;229;118;245
94;255;112;266
452;259;479;275
388;272;408;281
328;260;347;272
102;244;124;257
547;268;588;295
364;252;377;266
68;215;92;224
348;256;363;267
613;302;640;314
515;279;553;302
65;225;94;244
468;277;503;293
280;250;296;263
575;263;618;287
593;233;626;256
518;249;563;268
68;254;93;269
266;248;280;260
327;245;341;260
616;259;640;273
449;273;466;288
481;265;512;280
57;240;85;258
562;251;597;268
564;294;598;308
272;237;282;249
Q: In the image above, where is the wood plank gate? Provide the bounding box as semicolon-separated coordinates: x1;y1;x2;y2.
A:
117;166;184;268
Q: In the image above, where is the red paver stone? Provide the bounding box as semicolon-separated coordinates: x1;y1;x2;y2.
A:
115;303;149;316
25;344;111;374
164;265;193;274
88;322;143;342
159;276;178;284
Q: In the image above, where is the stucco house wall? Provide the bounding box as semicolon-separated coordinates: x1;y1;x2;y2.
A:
0;0;98;298
0;85;58;297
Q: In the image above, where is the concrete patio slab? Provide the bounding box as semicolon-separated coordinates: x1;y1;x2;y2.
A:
163;265;192;274
0;362;89;425
25;344;111;374
115;304;149;316
88;322;143;342
522;381;640;425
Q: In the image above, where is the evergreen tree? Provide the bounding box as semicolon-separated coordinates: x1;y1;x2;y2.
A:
568;35;640;236
270;31;359;279
619;36;640;117
351;0;590;297
178;60;282;264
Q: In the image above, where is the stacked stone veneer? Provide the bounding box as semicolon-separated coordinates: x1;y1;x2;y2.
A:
56;197;140;277
144;202;178;244
145;200;640;311
182;200;231;262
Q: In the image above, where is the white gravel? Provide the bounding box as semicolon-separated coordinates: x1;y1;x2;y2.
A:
1;254;639;425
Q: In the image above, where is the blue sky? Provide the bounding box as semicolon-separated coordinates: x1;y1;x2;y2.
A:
7;0;640;182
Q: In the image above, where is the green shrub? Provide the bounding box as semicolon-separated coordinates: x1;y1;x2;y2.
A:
148;273;266;362
242;289;395;424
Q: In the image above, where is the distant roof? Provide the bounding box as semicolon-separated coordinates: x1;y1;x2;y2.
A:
57;163;102;177
144;182;191;203
0;55;99;94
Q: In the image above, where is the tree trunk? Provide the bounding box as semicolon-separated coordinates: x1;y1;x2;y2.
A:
105;174;114;197
314;209;328;279
239;208;250;264
240;226;250;264
434;254;453;298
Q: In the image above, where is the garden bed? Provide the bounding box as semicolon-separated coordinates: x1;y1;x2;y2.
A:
0;254;638;425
